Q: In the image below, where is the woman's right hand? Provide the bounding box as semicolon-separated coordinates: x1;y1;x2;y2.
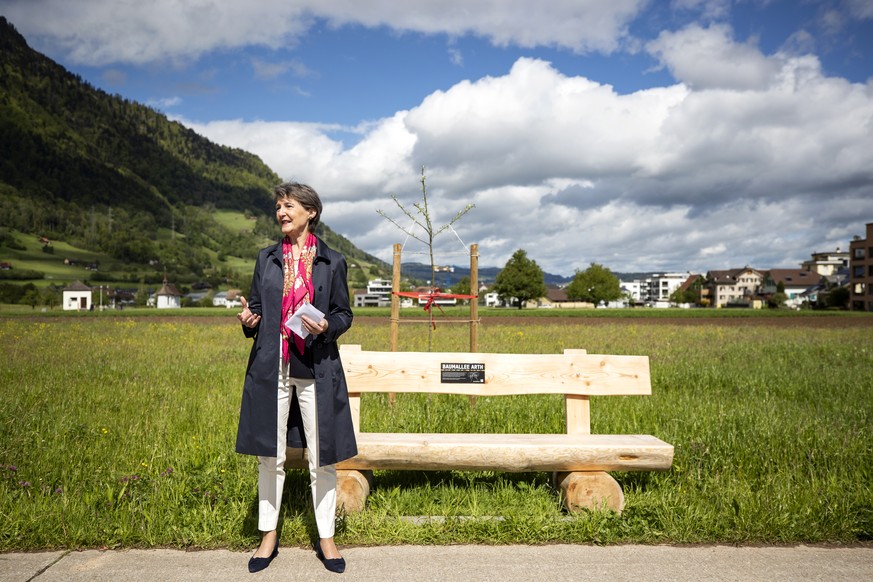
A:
237;296;261;329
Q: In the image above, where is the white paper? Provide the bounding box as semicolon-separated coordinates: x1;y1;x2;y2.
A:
285;302;325;340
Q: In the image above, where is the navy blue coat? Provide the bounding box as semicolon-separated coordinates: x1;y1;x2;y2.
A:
235;236;358;466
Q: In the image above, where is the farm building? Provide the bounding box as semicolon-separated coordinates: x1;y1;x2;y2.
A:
63;281;92;311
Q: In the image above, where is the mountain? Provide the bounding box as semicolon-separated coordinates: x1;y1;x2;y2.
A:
0;17;387;286
400;262;572;288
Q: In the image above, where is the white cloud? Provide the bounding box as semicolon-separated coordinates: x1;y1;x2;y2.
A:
147;96;181;109
646;24;781;90
188;40;873;274
448;48;463;66
1;0;647;65
311;0;647;54
671;0;732;21
845;0;873;20
251;58;312;80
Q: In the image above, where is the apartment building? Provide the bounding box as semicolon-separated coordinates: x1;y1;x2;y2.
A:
353;278;393;308
705;268;765;308
849;222;873;312
802;249;849;276
646;273;689;304
618;274;690;306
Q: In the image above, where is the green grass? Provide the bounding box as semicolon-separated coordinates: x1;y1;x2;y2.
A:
355;305;870;319
0;317;870;550
212;210;256;234
0;230;113;285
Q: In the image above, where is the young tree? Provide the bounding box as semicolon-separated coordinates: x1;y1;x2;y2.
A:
492;249;547;309
378;167;474;292
566;263;621;305
378;166;474;349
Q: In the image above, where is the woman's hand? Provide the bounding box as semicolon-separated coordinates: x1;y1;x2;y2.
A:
301;314;328;336
237;296;261;329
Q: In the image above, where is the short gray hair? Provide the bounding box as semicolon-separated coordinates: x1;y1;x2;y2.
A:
273;182;323;229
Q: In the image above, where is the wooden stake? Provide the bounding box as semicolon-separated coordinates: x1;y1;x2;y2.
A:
389;243;401;405
470;243;478;353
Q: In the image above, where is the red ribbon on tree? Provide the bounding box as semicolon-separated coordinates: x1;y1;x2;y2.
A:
393;289;478;328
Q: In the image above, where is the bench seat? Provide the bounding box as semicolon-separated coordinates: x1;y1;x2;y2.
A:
287;433;673;472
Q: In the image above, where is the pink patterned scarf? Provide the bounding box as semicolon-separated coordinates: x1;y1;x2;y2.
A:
281;233;317;361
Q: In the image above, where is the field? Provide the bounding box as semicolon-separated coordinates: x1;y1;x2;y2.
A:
1;311;871;550
0;230;114;286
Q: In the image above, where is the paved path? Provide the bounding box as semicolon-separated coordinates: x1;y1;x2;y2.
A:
3;544;871;581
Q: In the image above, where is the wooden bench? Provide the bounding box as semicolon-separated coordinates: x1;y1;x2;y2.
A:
286;345;674;514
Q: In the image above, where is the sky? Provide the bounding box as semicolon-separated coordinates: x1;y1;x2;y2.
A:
2;0;873;277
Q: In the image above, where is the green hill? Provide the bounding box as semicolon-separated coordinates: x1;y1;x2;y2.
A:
0;16;387;299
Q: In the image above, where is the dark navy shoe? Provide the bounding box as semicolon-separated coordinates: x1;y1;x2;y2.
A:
314;540;346;573
248;540;279;573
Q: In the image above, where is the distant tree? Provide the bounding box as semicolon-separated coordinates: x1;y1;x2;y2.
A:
670;277;702;305
41;286;60;310
134;280;149;307
826;286;850;309
451;275;472;304
566;263;621;304
20;288;41;309
768;292;788;308
492;249;547;309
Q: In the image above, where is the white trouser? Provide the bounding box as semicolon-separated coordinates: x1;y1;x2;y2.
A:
258;357;337;537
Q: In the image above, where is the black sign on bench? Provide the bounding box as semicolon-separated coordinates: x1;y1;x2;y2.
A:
440;362;485;383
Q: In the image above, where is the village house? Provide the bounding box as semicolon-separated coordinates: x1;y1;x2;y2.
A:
762;269;823;308
705;268;765;308
62;281;92;311
535;286;593;309
212;289;242;308
151;275;182;309
671;274;707;307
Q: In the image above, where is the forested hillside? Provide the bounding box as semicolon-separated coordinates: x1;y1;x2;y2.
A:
0;16;385;295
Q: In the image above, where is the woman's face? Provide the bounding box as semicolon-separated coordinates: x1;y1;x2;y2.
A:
275;196;315;239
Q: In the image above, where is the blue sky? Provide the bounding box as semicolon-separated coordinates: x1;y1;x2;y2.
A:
3;0;873;276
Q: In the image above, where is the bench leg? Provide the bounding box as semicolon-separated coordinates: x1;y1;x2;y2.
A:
553;471;625;514
336;469;372;514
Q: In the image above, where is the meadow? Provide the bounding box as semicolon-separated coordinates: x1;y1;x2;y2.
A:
0;312;870;550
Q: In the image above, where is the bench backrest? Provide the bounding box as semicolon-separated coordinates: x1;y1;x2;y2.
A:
339;345;652;435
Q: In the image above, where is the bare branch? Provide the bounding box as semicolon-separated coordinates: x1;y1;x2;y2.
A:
377;166;476;351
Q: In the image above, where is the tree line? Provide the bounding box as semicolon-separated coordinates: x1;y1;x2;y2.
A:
450;248;622;308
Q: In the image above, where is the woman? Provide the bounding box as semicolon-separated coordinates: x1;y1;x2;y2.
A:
236;182;357;574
